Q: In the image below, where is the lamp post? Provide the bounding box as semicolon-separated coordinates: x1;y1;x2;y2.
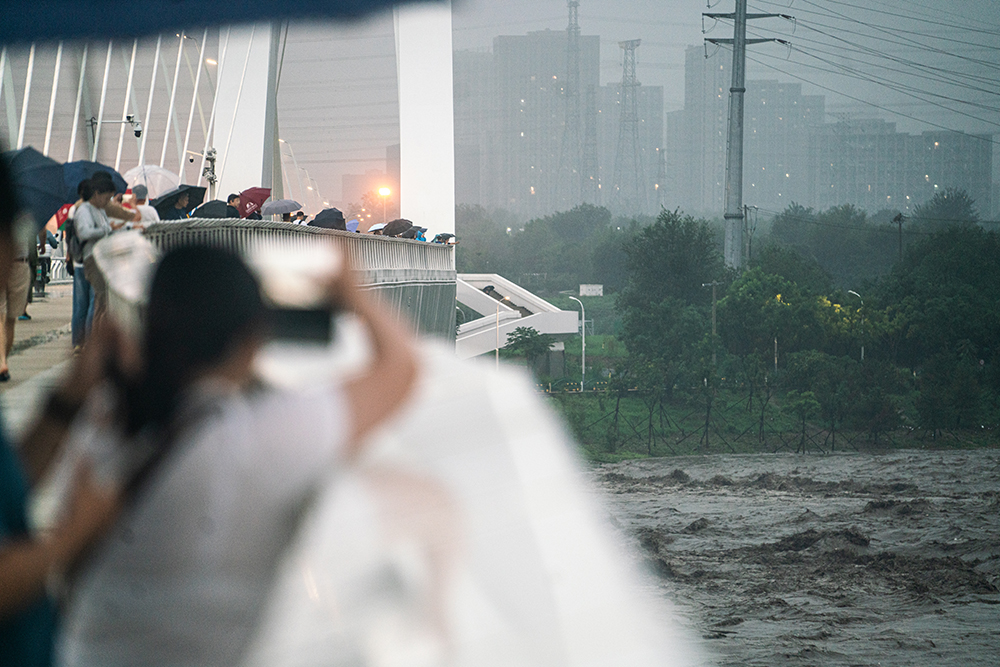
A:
568;296;586;392
847;290;864;361
378;186;391;224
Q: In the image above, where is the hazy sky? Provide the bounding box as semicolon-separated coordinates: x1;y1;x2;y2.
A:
276;0;999;204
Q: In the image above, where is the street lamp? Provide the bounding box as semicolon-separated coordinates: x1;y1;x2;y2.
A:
847;290;864;361
378;187;391;224
568;295;586;392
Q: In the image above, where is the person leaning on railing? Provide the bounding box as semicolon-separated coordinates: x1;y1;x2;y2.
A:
72;173;131;333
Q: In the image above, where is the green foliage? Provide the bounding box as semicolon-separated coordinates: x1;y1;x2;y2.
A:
750;244;833;296
873;223;1000;370
911;187;979;233
618;208;725;309
916;353;985;432
455;203;635;294
767;203;897;287
717;266;830;358
501;327;553;367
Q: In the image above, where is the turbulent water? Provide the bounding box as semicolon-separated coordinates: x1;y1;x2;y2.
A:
591;449;1000;667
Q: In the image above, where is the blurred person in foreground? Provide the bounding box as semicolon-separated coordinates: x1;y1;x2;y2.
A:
0;153;120;666
0;215;32;381
52;244;417;666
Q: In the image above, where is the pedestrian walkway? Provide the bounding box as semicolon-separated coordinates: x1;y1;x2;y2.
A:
0;282;73;438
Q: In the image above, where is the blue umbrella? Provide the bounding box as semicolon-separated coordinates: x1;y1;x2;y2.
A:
0;0;439;44
1;146;65;229
347;219;360;232
63;160;127;202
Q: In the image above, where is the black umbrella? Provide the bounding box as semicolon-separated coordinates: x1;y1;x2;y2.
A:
308;207;347;230
151;185;206;219
382;218;414;238
189;199;229;218
1;146;65;229
63;160;127;202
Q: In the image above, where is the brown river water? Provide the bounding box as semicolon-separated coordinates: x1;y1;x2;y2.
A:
591;448;1000;667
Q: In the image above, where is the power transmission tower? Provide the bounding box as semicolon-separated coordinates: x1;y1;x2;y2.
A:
611;39;645;216
582;83;600;203
559;0;582;207
705;0;783;269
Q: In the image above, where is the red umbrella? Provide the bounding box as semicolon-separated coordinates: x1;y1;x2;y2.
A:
239;187;271;218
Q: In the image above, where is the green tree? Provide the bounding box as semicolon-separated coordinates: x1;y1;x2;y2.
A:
911;187;978;233
784;390;820;453
783;351;858;450
717;267;829;359
873;224;1000;370
502;326;553;370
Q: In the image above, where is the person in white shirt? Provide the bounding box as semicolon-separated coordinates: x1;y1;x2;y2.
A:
54;244;417;667
131;184;160;225
72;174;122;329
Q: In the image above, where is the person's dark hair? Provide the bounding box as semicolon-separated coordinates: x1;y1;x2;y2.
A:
122;245;267;436
81;172;117;200
227;193;239;204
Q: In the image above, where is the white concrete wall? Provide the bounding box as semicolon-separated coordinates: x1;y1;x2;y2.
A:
394;2;455;235
213;23;279;199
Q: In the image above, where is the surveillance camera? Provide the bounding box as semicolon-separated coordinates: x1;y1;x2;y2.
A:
134;122;143;138
189;156;195;163
126;114;134;123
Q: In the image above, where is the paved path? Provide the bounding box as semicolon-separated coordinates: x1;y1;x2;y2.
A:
0;282;73;439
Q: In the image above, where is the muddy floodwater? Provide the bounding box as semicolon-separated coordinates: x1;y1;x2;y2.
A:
592;449;1000;667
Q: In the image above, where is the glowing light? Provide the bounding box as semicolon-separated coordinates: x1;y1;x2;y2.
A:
378;187;391;197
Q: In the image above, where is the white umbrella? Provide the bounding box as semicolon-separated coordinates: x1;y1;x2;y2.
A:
122;164;180;200
260;199;302;216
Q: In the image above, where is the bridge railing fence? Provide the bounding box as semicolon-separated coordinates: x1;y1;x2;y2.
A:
100;219;457;339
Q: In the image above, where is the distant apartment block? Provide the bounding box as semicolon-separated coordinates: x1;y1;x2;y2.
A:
454;27;666;220
666;45;994;217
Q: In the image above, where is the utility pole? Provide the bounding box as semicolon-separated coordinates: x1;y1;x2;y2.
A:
703;281;723;365
611;39;644;215
705;0;783;269
892;212;905;263
582;84;599;203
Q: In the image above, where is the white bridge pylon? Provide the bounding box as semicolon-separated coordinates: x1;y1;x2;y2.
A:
213;4;455;234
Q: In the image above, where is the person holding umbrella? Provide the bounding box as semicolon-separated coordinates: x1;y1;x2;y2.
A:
161;192;189;221
226;194;241;218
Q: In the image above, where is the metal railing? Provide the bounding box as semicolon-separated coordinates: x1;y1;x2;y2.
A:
134;219;457;339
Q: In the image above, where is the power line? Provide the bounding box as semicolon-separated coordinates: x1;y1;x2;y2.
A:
741;51;1000;147
779;0;1000;39
782;14;1000;73
780;47;1000;127
741;18;1000;94
737;35;1000;128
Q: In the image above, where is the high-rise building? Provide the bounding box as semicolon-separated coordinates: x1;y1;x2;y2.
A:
667;46;823;216
492;30;600;218
809;121;993;215
453;50;495;207
666;45;994;218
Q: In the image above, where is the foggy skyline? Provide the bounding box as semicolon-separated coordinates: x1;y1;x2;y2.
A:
275;0;998;207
